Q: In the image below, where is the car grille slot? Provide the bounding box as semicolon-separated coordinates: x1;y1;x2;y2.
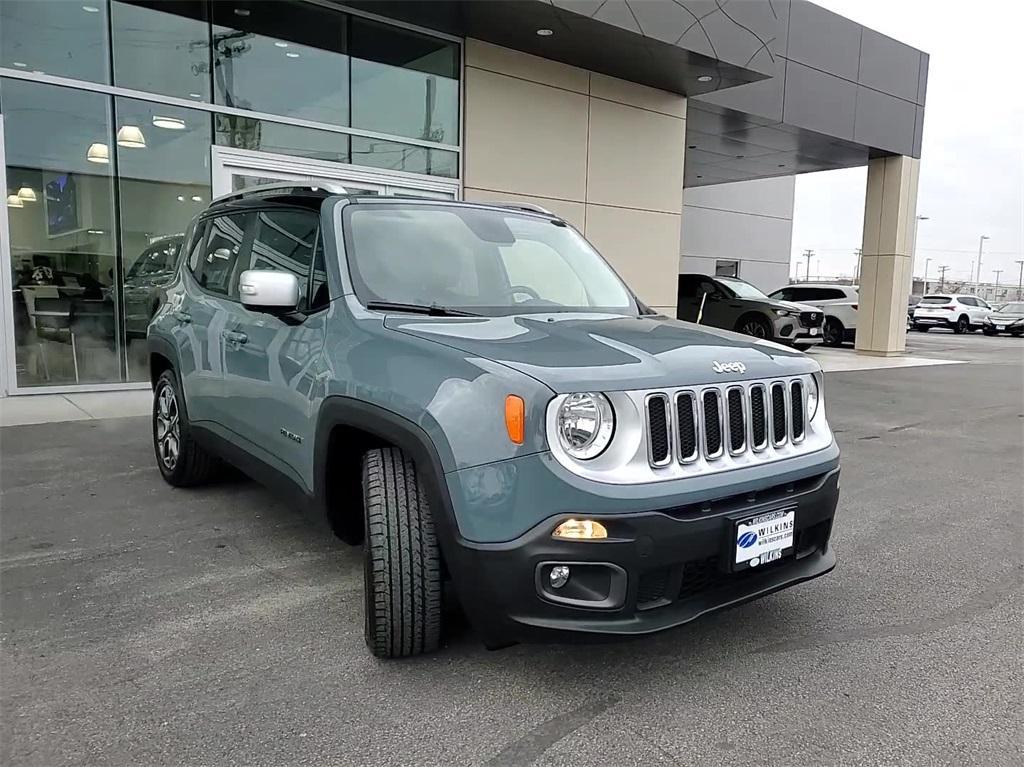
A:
791;381;805;441
799;311;823;328
646;394;671;466
702;389;723;459
771;382;788;446
641;376;811;468
676;392;698;463
727;388;745;453
749;384;768;450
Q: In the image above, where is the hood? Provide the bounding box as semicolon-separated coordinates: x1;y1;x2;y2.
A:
989;311;1024;320
772;299;819;313
385;312;819;393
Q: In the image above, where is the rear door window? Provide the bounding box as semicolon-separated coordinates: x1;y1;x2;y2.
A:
196;213;251;297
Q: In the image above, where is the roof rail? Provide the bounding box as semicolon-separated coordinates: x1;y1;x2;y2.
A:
491;201;555;216
210;182;347;206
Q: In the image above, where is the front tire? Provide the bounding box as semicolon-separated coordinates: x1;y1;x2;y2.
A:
736;314;773;340
152;369;219;487
362;447;442;658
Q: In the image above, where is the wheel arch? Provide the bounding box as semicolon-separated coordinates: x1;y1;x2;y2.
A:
734;311;772;334
148;336;180;389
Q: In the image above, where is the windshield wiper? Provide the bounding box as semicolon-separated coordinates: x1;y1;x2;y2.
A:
364;301;479;317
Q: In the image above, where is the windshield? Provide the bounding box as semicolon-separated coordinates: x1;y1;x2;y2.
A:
996;302;1024;312
127;238;182;279
717;276;768;300
342;204;636;316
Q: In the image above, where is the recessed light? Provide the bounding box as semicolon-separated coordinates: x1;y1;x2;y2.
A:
696;175;703;179
82;5;100;12
697;75;713;83
188;92;202;99
777;164;786;168
285;52;300;58
234;8;250;16
87;229;105;235
687;145;697;149
17;186;37;203
735;155;745;159
177;195;185;202
12;62;27;68
536;28;554;36
274;41;289;48
152;116;186;130
7;194;24;209
86;142;110;163
191;195;203;202
116;125;146;148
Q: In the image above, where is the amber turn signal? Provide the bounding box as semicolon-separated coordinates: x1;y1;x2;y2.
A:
505;395;525;445
552;519;608;540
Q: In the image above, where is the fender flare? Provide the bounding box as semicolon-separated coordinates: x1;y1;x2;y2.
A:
147;335;181;387
312;396;462;545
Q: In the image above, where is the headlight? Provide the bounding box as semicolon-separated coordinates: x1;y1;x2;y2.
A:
556;393;614;459
774;309;791;316
1012;318;1024;325
807;375;821;421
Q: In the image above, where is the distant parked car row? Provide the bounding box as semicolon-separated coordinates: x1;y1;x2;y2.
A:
676;275;1021;346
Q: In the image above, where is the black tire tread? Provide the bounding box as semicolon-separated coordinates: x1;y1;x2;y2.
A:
154;370;219;487
362;447;442;658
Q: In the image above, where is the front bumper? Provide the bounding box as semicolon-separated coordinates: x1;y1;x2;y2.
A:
774;315;824;346
445;467;839;644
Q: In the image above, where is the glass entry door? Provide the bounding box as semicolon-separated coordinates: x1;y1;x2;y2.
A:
211;146;459;201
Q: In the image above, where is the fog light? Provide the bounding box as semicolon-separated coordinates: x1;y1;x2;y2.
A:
552;519;608;540
549;565;571;589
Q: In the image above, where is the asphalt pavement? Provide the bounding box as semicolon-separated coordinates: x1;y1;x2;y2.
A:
1;334;1021;766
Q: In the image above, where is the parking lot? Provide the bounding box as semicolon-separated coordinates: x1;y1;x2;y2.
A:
1;335;1021;767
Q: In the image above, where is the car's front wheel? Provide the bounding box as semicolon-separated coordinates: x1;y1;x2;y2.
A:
362;447;442;658
152;369;219;486
736;314;772;340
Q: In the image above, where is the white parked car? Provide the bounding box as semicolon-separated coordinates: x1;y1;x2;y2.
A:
912;294;993;333
769;283;858;347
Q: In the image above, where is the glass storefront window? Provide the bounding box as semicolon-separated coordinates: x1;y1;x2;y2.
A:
211;0;349;128
3;78;120;387
214;115;349;164
114;97;211;380
351;137;458;179
1;1;111;84
111;1;211;103
350;18;460;146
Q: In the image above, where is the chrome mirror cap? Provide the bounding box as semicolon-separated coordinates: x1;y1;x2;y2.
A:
239;270;299;310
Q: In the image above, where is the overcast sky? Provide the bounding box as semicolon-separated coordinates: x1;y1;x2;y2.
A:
791;0;1024;288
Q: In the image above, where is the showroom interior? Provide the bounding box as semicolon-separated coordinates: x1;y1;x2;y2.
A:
0;0;928;396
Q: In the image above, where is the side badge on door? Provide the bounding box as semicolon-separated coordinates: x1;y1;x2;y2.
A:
280;428;302;444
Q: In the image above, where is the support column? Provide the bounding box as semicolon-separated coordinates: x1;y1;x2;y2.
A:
855;155;921;356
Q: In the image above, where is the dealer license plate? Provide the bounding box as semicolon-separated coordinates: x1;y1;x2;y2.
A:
809;327;818;335
996;324;1006;330
734;508;795;570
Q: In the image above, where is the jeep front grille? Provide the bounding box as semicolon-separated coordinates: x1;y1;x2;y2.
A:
644;378;809;468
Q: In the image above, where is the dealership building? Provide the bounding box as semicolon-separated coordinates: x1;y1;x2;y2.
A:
0;0;927;397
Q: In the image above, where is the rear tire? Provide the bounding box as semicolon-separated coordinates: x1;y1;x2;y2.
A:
152;369;219;487
822;318;845;347
914;324;930;332
362;447;442;658
953;315;969;334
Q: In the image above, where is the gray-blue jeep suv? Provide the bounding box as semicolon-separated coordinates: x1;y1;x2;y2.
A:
148;185;840;658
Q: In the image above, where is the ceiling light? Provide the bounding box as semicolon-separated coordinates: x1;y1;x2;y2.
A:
152;116;186;130
687;145;697;149
735;154;745;159
87;229;104;235
234;8;251;16
274;41;289;48
285;52;300;58
82;5;100;12
177;195;185;202
116;125;146;148
777;164;786;168
189;92;202;99
12;62;27;68
191;195;203;202
17;186;37;202
536;28;554;36
86;142;110;163
7;194;24;209
697;75;713;83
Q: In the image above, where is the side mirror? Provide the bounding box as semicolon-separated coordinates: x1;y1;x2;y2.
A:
239;270;299;312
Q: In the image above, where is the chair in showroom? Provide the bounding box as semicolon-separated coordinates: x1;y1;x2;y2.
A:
32;296;78;383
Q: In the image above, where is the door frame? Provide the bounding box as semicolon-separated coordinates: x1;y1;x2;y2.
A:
211;146;461;200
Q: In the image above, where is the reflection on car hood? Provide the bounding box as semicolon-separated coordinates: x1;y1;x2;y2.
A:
386;312;819;393
989;311;1024;321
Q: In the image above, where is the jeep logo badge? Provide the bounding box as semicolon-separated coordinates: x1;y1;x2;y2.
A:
712;361;746;374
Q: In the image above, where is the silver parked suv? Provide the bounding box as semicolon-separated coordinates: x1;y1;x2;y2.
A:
148;186;841;657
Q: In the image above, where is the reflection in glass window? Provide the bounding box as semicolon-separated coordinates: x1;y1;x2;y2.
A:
245;210;319;306
0;1;110;83
214;114;349;164
114;98;211;377
212;0;348;127
2;78;120;387
198;214;250;296
111;0;211;102
350;18;459;145
351;137;457;179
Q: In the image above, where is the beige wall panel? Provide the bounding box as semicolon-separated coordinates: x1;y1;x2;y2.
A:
465;39;589;93
464;67;589;202
590;72;688;118
463;188;585;230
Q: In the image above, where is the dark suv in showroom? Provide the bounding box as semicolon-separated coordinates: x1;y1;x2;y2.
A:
148;186;840;657
677;274;824;350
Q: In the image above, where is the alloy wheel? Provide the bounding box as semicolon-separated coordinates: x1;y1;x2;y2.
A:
155;384;181;471
741;319;768;338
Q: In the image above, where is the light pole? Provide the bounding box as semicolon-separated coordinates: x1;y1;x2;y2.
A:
1017;260;1024;300
913;214;928;276
976;234;990;287
938;265;950;290
923;257;932;293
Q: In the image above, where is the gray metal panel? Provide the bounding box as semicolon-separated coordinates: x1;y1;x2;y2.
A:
782;61;857;142
859;28;921;103
785;0;862;80
913;105;925;157
695;53;786;123
854;86;916;156
917;53;930;105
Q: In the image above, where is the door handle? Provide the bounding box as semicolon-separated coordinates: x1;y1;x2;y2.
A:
222;330;248;345
172;310;192;324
